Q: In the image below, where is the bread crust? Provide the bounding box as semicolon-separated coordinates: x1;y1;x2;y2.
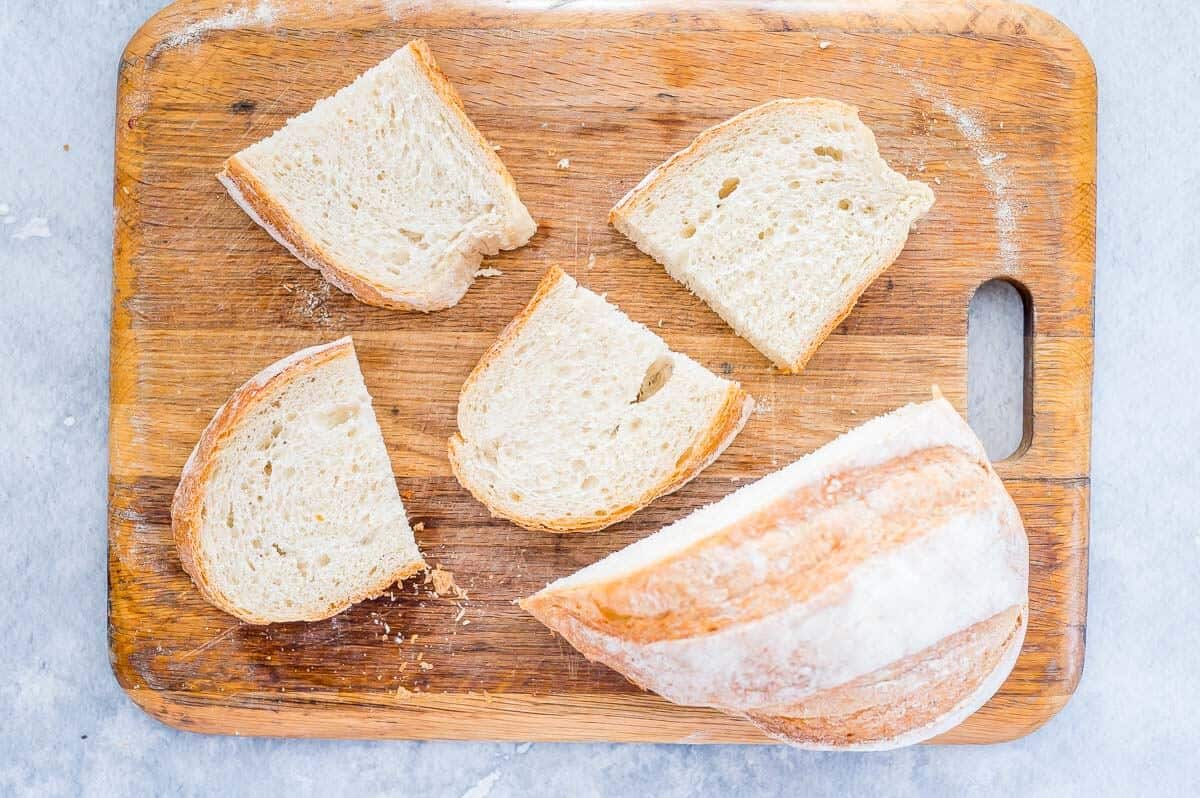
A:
610;98;934;372
746;606;1026;750
171;337;426;624
529;444;998;643
218;39;535;312
520;398;1028;748
448;267;752;533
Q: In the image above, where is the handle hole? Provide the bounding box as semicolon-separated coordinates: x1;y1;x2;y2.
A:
967;279;1033;461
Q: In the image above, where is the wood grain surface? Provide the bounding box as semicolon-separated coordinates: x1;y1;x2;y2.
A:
109;0;1095;743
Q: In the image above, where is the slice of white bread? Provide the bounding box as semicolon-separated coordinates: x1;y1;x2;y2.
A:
610;98;934;372
172;337;426;624
521;395;1028;749
448;267;753;533
219;39;536;311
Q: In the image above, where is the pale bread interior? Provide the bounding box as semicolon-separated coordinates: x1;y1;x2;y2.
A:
189;341;423;621
226;41;536;310
451;269;750;530
612;98;934;370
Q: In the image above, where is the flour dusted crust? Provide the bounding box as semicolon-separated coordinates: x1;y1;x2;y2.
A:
448;267;753;533
521;397;1028;748
171;338;426;623
219;39;536;312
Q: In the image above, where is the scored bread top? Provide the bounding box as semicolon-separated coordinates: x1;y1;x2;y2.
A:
219;39;537;311
172;337;426;624
448;267;753;533
521;396;1028;749
610;98;934;372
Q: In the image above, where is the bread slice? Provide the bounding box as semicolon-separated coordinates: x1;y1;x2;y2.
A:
448;267;753;533
219;39;536;311
521;396;1028;749
172;337;426;624
610;98;934;372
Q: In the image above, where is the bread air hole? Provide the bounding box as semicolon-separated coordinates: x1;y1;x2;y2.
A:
718;177;740;199
681;222;697;239
636;356;674;403
320;404;357;429
838;199;851;210
814;145;843;161
581;475;598;490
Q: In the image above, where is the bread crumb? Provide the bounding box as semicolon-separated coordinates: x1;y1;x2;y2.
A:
427;566;455;595
454;607;467;623
557;158;570;170
63;143;70;152
63;416;76;427
916;161;926;172
419;661;434;671
401;490;414;500
492;143;502;151
934;176;942;185
818;40;831;49
657;320;664;328
462;619;471;626
412;522;425;532
540;122;549;129
396;685;413;699
426;566;468;599
585;253;596;270
476;267;503;278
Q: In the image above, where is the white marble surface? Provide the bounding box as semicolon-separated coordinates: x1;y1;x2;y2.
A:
2;1;1198;795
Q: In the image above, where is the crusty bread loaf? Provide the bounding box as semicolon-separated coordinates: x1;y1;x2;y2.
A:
219;39;536;311
521;396;1028;749
610;98;934;372
172;337;426;624
449;267;753;533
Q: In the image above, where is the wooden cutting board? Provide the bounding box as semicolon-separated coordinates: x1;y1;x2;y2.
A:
109;0;1094;744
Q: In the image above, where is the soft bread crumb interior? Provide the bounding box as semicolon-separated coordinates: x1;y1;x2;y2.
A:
194;344;422;619
453;271;746;527
231;42;535;307
614;99;933;369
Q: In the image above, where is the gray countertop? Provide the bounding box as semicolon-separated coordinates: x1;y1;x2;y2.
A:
2;1;1197;795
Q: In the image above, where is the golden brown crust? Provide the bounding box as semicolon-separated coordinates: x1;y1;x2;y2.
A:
746;606;1024;747
531;444;997;642
171;338;426;624
448;267;751;533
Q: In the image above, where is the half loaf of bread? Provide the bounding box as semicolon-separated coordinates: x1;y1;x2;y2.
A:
521;396;1028;749
449;267;753;533
610;98;933;372
219;39;536;311
172;337;426;624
